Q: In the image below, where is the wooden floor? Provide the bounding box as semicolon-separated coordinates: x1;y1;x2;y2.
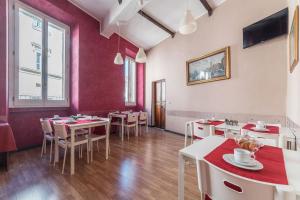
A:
0;128;199;200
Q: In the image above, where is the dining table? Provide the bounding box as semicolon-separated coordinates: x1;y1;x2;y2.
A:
52;117;110;175
108;112;139;141
0;123;17;171
178;136;300;200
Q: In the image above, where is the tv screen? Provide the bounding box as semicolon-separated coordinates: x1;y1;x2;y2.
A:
243;8;288;49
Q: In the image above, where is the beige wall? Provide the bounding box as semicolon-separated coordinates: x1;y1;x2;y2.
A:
145;0;288;134
287;0;300;127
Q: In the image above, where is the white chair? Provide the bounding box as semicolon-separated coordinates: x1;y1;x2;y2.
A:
192;121;214;144
138;111;148;135
125;112;139;139
196;158;277;200
184;120;215;147
109;111;122;133
40;119;55;163
53;123;89;174
88;121;111;162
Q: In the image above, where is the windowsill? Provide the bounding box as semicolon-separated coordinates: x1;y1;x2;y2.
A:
125;102;137;107
9;107;70;113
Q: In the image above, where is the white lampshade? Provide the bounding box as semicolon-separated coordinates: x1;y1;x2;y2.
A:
179;9;197;35
114;52;124;65
135;48;147;63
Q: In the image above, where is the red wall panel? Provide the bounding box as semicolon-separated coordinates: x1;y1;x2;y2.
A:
0;0;145;149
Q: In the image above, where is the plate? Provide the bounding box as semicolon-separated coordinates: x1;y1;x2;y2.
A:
52;118;61;120
222;154;263;171
251;127;269;132
65;120;77;124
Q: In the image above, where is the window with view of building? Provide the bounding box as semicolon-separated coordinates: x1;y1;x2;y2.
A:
10;1;70;107
124;56;136;106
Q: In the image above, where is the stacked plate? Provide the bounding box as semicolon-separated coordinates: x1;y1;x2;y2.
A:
223;154;263;171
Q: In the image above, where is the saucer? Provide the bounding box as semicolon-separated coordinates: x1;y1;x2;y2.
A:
252;127;269;132
223;154;263;171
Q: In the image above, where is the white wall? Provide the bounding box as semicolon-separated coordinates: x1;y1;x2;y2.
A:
146;0;288;134
287;0;300;127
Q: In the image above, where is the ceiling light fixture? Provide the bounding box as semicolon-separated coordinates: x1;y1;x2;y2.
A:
179;0;197;35
135;48;147;63
114;22;124;65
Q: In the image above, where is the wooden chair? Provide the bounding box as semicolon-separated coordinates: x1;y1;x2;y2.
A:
40;119;55;163
53;123;89;174
138;111;148;135
125;112;139;140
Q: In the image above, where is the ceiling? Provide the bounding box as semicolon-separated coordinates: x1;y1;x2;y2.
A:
68;0;227;50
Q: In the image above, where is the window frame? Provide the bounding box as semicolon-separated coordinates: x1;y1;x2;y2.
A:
124;56;137;106
8;0;70;108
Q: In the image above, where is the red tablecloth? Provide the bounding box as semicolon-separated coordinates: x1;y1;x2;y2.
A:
196;120;224;126
0;123;17;152
204;139;288;185
242;124;279;134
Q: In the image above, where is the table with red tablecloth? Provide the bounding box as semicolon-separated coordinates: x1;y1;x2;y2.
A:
0;123;17;171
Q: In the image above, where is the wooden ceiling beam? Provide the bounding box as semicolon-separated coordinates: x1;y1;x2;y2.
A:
138;10;176;38
200;0;213;16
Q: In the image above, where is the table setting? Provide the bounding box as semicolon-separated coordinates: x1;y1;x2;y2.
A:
178;135;299;200
204;135;288;185
48;114;110;175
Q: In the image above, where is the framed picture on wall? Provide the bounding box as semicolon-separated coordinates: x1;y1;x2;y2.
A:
290;6;299;73
186;47;231;85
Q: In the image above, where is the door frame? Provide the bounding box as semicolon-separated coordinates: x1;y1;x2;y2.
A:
151;79;166;129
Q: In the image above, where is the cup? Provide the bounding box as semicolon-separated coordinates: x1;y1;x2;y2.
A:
255;124;265;129
234;148;253;163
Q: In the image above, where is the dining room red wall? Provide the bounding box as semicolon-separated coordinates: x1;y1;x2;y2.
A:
0;0;145;149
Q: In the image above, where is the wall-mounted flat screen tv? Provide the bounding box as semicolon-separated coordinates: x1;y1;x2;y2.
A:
243;8;288;49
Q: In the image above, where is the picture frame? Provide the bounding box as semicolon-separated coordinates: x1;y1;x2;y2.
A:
186;47;231;85
289;6;299;73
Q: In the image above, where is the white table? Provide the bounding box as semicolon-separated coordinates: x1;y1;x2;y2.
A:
108;113;138;141
178;136;300;200
54;118;110;175
215;122;246;134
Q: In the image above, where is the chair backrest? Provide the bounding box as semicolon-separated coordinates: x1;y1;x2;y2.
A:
127;113;139;123
40;118;53;135
192;121;213;139
139;112;147;121
196;159;275;200
53;123;68;139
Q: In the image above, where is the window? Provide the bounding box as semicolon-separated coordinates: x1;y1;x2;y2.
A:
124;56;136;106
9;1;70;107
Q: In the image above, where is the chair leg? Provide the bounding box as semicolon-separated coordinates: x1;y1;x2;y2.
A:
62;147;67;174
78;145;81;159
41;137;46;157
127;127;129;140
146;122;148;132
96;140;100;152
87;143;90;164
49;139;53;163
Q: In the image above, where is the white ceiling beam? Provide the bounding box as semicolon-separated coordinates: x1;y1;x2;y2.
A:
101;0;151;38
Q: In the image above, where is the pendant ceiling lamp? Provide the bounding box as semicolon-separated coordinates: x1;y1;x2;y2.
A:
135;48;147;63
114;22;124;65
179;0;197;35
